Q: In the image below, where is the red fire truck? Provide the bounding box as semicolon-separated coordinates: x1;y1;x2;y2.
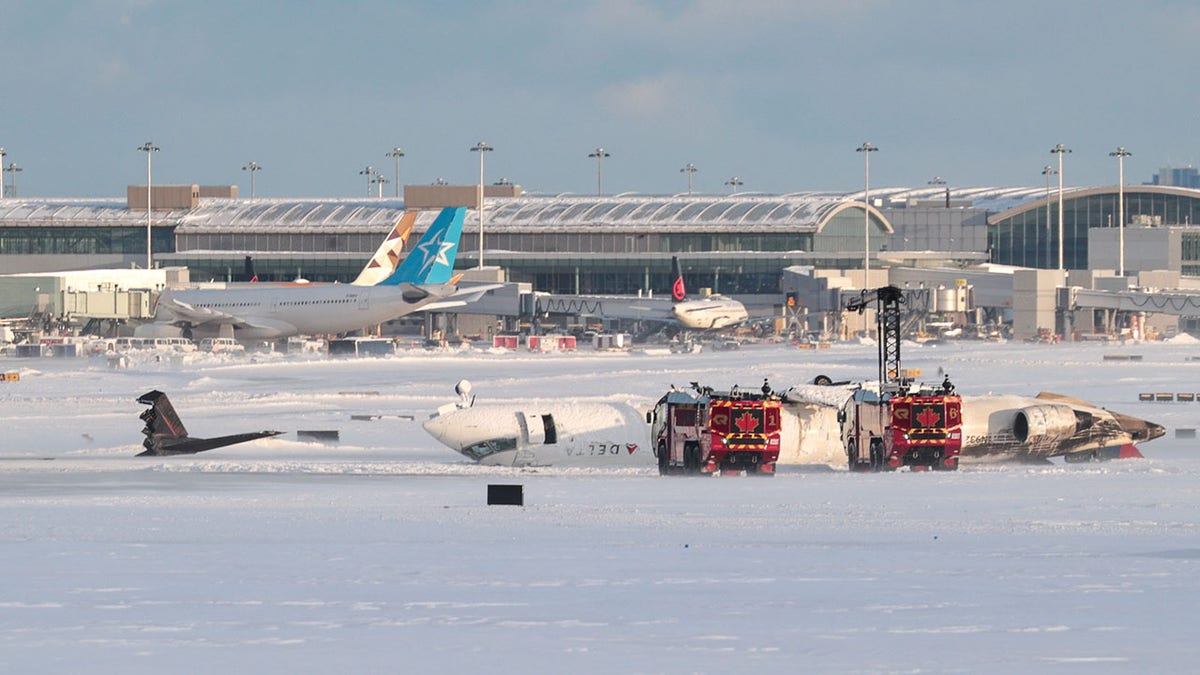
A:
840;387;963;471
839;286;963;471
649;382;783;476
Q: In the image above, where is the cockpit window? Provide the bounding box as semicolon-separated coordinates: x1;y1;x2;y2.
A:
461;437;518;461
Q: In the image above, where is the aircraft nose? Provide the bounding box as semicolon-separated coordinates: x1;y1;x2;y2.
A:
1144;421;1166;441
422;414;462;451
1112;411;1166;442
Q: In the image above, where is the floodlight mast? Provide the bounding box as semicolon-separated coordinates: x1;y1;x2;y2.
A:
1110;146;1132;276
138;142;159;269
588;147;610;196
1050;143;1071;271
470;141;493;268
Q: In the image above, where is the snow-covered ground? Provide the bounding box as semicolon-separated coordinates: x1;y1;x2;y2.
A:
2;340;1199;673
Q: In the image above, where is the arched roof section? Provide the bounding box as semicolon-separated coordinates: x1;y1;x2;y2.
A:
987;185;1200;224
814;201;894;235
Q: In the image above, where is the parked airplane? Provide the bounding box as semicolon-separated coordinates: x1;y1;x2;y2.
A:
422;380;654;467
424;378;1165;468
534;256;751;333
667;256;750;330
136;207;474;340
136;390;281;456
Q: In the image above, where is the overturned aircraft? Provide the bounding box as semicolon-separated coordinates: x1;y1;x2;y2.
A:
424;379;1165;469
136;390;282;456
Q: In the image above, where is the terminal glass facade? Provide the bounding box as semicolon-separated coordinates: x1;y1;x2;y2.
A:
990;191;1200;270
0;226;175;255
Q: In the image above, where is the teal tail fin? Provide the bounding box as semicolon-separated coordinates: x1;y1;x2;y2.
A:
379;207;466;285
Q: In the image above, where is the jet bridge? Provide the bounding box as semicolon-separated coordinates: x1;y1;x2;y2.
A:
1067;287;1200;316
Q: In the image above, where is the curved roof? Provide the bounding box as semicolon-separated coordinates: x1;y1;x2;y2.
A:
986;185;1200;223
177;198;407;233
472;192;859;233
9;186;1186;235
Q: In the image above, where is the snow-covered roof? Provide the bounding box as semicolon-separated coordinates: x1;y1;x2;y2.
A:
6;186;1186;234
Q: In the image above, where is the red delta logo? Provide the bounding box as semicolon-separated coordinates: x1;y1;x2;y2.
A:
625;443;638;455
734;412;760;433
916;406;942;427
672;277;686;301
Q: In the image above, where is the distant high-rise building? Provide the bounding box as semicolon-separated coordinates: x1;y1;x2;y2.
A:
1147;165;1200;188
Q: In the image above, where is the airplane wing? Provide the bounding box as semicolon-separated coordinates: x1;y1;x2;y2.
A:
780;382;856;408
136;390;282;456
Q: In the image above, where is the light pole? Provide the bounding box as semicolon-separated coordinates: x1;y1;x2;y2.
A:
1042;165;1056;268
1110;146;1132;276
927;176;947;207
3;162;20;199
137;142;159;269
386;147;404;198
588;147;610;196
470;141;493;268
856;142;878;288
0;148;6;198
1050;143;1071;271
359;166;376;197
725;176;744;194
680;163;697;195
372;173;388;198
241;161;262;199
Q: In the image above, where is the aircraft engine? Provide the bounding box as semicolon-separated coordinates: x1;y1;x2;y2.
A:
1013;404;1079;445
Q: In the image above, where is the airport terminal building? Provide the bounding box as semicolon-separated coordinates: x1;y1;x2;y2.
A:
5;183;1200;297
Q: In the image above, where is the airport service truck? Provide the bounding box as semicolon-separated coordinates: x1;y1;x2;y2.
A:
649;382;782;475
839;286;963;471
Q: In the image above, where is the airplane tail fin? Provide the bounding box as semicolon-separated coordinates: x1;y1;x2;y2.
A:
379;207;466;286
243;256;258;283
671;256;687;303
137;390;188;453
352;212;418;286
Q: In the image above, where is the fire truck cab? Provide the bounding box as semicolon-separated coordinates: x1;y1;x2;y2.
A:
650;383;783;476
839;383;962;471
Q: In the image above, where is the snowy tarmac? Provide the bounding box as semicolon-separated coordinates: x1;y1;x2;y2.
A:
2;340;1199;672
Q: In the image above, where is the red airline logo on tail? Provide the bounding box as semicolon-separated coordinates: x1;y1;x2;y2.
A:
672;277;686;301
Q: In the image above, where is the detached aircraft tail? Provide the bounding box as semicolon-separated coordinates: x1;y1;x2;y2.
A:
137;390;281;456
379;207;466;286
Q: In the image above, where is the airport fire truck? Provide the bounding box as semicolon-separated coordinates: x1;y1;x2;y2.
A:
649;381;782;475
839;286;963;471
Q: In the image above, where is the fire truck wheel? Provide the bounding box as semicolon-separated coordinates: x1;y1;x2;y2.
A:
869;438;885;471
847;439;864;472
683;442;701;474
657;442;669;475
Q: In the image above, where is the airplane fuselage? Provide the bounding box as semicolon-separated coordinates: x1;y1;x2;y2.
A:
671;297;749;330
423;401;654;467
146;282;454;339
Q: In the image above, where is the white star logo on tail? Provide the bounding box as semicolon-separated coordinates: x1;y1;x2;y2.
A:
415;234;457;275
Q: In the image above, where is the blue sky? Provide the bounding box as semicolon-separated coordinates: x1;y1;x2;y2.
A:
2;0;1196;198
